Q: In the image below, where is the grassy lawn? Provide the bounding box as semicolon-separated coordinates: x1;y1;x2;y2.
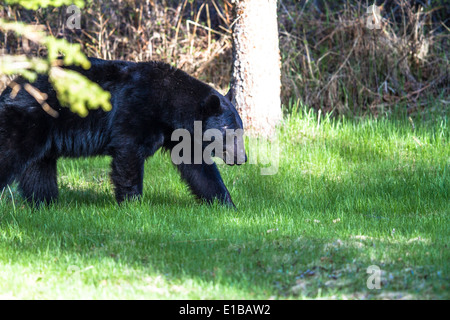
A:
0;110;448;299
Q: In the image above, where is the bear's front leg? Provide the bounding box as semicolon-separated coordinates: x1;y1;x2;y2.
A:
18;156;58;205
176;162;235;208
111;150;145;204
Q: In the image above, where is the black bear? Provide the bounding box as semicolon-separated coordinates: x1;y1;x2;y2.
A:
0;58;246;207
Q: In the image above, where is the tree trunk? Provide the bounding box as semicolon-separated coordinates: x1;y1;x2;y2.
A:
230;0;282;137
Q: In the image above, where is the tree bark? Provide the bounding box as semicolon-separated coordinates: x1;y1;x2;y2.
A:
230;0;282;137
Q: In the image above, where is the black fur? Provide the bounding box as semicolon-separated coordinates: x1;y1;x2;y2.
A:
0;58;246;207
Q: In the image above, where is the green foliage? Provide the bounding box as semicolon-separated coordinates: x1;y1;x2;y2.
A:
3;0;85;10
50;69;111;117
0;55;48;82
43;37;91;70
0;1;112;117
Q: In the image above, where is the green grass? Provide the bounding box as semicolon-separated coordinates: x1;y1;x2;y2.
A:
0;110;448;299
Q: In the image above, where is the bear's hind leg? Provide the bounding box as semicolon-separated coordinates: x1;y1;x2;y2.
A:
0;107;51;198
0;152;18;192
0;146;30;194
18;156;58;205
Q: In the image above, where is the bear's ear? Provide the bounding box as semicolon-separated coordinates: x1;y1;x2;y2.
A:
225;87;234;102
201;94;222;117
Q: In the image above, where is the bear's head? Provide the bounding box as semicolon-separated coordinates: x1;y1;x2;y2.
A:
199;88;247;166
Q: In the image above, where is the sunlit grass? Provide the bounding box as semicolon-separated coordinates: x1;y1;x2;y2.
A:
0;110;448;299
